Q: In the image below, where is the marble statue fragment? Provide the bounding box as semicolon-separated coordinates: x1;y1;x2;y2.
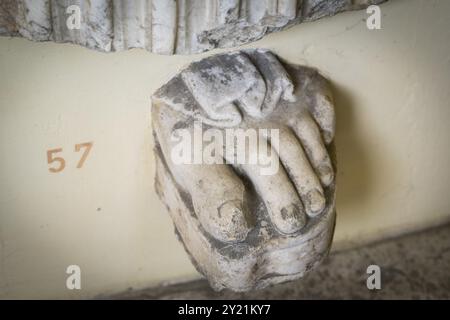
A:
0;0;387;55
152;49;337;291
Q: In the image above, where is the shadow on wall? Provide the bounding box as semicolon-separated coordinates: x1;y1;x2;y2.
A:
331;82;375;218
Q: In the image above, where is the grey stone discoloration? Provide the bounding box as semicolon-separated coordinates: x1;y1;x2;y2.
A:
152;49;337;291
108;224;450;299
0;0;388;55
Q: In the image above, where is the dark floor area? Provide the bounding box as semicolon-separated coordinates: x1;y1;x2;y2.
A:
110;224;450;299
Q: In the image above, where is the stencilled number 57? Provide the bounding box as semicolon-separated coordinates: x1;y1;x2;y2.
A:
47;142;93;173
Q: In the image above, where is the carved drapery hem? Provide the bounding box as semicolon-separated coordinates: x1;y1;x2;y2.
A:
0;0;387;55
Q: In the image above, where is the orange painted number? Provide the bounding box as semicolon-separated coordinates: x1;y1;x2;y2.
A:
47;142;93;173
75;142;93;169
47;148;66;173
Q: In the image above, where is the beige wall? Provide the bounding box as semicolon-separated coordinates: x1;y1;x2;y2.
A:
1;0;449;298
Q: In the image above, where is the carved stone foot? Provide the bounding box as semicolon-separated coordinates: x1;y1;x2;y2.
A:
152;49;336;291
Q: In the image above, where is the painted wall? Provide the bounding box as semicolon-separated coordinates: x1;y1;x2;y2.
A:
0;0;449;298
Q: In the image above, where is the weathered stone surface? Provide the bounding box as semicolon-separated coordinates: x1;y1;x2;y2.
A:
0;0;387;55
152;49;337;291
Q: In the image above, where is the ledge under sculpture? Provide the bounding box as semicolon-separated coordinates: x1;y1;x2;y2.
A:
152;49;336;291
0;0;386;54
